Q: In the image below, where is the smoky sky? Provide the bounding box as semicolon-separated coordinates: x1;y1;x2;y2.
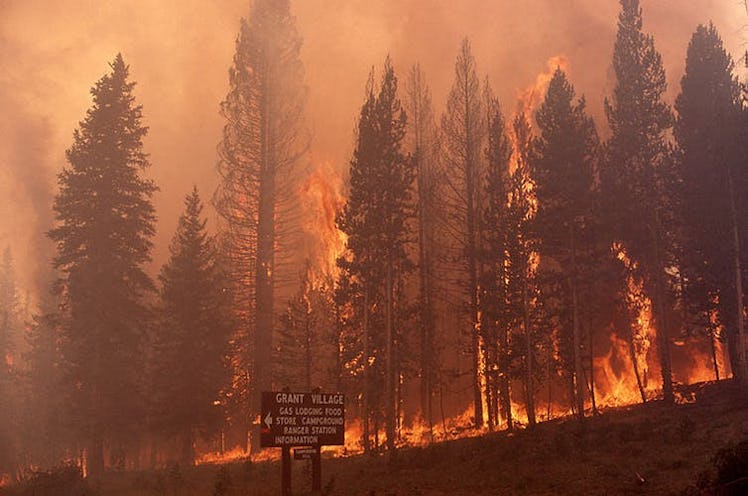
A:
0;0;745;304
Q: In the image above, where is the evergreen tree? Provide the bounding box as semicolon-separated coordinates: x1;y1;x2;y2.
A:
441;38;487;428
48;54;157;477
509;112;539;426
404;64;442;437
22;308;71;469
480;93;514;431
337;58;414;458
602;0;677;404
153;188;232;465
675;23;747;383
532;69;600;419
276;269;338;392
214;0;308;451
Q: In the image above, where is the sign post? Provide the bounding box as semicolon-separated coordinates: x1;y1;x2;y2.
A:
261;391;345;495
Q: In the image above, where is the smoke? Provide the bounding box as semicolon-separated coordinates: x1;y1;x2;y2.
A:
0;0;744;303
0;35;56;304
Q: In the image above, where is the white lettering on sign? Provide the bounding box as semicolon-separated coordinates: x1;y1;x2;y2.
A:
275;392;305;404
311;394;344;405
274;435;319;445
295;407;323;416
283;426;310;435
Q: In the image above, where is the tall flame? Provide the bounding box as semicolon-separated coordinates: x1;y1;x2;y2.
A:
516;55;570;117
300;159;347;284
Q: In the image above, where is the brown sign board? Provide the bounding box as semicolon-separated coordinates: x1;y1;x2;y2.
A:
293;446;317;460
260;391;345;448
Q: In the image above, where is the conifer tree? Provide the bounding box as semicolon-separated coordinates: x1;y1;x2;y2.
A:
277;270;338;391
153;188;232;465
214;0;308;450
405;64;442;437
602;0;677;403
48;54;157;477
675;23;747;383
532;69;600;419
480;94;514;431
337;58;413;457
509;112;539;426
441;38;487;428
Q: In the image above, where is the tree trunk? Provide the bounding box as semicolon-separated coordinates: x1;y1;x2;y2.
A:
252;81;277;453
523;275;536;427
499;321;513;431
588;315;598;415
305;297;312;391
385;258;396;461
362;288;371;453
571;228;585;420
710;327;720;381
627;330;648;403
465;111;484;430
727;167;748;384
651;211;674;405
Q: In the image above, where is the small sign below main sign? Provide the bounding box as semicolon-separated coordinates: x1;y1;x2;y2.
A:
260;391;345;448
293;446;317;460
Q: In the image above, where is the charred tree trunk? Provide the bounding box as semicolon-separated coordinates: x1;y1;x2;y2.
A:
710;328;720;381
652;213;674;405
304;298;312;391
571;228;585;420
523;275;536;427
466;153;484;430
499;321;513;431
362;288;371;453
385;256;396;461
727;167;748;384
627;329;648;403
252;100;276;452
588;316;598;415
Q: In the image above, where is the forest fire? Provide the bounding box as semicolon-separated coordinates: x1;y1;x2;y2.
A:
300;159;347;283
195;447;247;466
0;1;747;493
516;55;570;116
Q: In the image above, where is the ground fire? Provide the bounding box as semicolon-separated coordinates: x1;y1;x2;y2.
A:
0;1;747;495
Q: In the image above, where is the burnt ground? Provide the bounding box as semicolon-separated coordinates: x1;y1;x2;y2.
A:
4;380;748;496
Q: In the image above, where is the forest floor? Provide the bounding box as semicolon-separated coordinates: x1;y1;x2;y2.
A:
6;380;748;496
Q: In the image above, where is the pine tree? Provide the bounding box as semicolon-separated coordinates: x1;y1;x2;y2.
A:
509;112;539;427
48;54;157;477
214;0;308;451
22;307;71;469
276;269;338;392
441;38;487;428
480;93;514;431
337;58;414;458
602;0;677;404
404;64;442;438
532;69;600;419
675;23;747;384
153;188;232;465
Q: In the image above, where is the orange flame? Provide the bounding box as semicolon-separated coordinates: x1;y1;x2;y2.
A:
516;55;570;117
300;159;347;284
195;447;247;466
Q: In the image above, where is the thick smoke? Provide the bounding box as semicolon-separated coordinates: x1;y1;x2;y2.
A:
0;0;744;304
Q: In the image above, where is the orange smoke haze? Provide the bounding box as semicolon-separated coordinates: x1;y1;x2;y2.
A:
0;0;745;302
